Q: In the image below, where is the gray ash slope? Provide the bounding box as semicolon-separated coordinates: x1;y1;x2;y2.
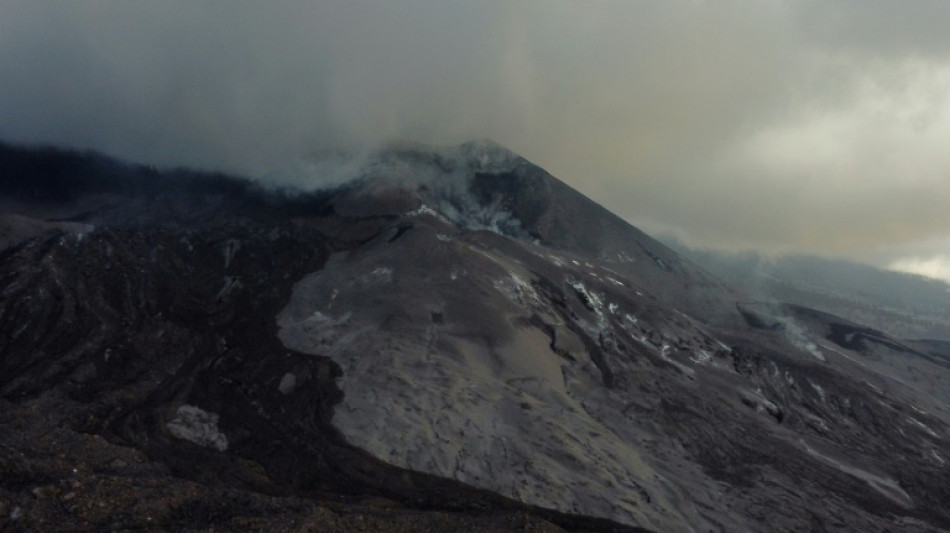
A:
1;141;949;532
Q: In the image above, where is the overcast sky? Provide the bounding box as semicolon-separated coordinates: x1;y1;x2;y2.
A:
2;1;950;280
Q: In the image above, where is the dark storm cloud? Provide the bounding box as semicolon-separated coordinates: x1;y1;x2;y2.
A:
2;1;950;278
0;2;528;174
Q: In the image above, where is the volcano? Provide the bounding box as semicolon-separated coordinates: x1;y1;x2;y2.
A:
1;141;949;532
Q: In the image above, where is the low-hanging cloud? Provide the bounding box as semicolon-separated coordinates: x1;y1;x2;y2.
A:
2;1;950;277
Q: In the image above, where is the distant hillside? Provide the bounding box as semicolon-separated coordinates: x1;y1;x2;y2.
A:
664;240;950;341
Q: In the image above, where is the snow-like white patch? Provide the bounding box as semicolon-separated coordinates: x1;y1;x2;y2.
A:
494;273;538;306
616;251;635;263
547;255;566;268
931;448;946;466
624;314;639;325
370;267;392;278
605;276;625;287
278;373;297;395
755;388;778;412
568;279;610;333
818;342;854;361
358;267;392;285
742;388;780;417
436;233;453;242
660;343;695;377
568;279;603;311
608;303;619;315
907;417;939;438
406;203;440;218
802;412;830;433
166;405;228;451
808;380;826;403
690;350;712;364
760;396;780;415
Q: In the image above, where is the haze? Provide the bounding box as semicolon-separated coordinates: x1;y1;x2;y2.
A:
2;1;950;280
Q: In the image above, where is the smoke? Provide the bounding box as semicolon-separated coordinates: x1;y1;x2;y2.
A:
0;1;533;178
2;1;950;270
890;256;950;283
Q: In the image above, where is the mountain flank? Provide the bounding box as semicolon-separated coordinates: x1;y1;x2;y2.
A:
2;141;950;532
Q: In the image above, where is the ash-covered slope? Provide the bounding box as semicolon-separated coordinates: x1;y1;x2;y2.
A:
2;141;950;532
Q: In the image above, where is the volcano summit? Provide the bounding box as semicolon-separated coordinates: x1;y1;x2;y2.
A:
1;141;949;532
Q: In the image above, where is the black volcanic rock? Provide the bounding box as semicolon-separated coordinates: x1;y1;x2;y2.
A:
1;141;950;532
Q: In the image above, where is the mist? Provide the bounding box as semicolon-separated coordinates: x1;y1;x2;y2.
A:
3;1;950;279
